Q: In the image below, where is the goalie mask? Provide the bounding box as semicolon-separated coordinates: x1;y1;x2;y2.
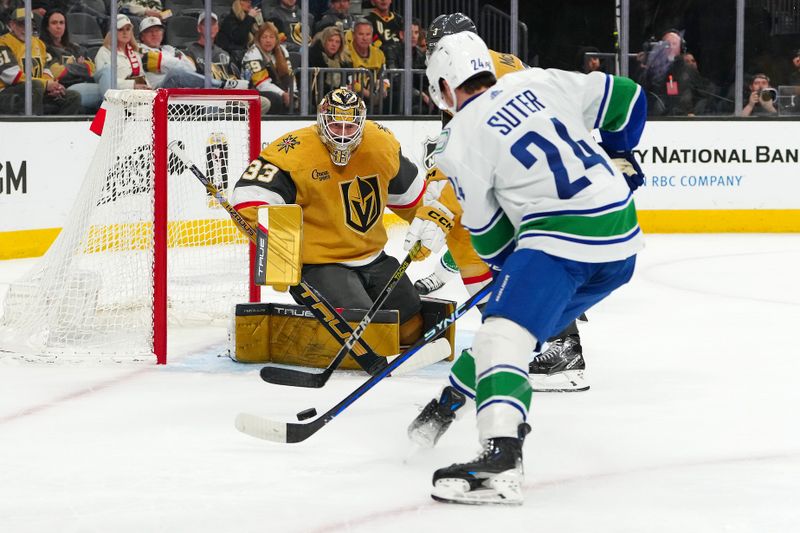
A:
426;32;495;115
316;87;367;166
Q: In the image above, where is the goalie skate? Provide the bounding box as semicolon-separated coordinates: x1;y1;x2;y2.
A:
529;334;589;392
431;423;530;506
414;272;446;295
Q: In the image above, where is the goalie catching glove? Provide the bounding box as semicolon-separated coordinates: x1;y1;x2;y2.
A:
404;199;455;261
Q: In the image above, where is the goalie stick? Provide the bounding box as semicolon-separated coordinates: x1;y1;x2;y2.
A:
234;281;493;444
167;141;387;374
259;241;422;388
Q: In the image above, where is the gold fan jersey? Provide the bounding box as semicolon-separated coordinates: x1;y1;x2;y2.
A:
232;121;424;265
0;33;52;90
489;49;527;78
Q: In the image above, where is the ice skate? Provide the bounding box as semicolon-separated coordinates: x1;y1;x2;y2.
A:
431;423;531;505
407;385;466;448
414;254;458;295
529;334;589;392
414;271;446;295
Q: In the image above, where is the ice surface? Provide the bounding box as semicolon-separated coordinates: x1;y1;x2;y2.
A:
1;234;798;532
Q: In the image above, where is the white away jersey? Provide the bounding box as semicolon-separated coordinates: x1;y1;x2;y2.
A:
434;68;646;265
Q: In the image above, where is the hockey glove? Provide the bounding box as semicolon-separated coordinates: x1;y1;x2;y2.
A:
604;149;645;192
403;200;455;261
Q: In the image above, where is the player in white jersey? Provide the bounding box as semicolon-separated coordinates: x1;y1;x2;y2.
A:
407;32;647;505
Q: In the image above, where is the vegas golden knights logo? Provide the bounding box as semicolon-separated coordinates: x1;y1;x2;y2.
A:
340;175;381;233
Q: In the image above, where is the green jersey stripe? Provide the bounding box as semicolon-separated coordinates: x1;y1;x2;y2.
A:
519;199;638;238
469;213;515;258
601;76;640;132
476;372;533;410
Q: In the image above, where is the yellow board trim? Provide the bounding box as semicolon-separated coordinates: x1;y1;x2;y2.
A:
3;210;800;260
0;228;62;259
637;209;800;233
0;220;246;260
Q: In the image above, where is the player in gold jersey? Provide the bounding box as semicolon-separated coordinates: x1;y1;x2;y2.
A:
412;13;526;300
231;87;430;345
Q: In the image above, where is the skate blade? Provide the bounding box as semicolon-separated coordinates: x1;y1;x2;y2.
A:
530;369;590;392
407;421;440;449
431;475;523;506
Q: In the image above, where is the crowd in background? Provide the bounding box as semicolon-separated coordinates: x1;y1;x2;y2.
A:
1;0;800;117
0;0;431;115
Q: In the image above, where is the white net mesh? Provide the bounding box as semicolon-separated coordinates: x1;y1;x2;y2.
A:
0;89;256;361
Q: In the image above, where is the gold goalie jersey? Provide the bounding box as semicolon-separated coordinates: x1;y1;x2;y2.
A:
232;121;424;265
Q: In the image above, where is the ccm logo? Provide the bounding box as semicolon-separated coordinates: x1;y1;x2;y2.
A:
428;209;453;231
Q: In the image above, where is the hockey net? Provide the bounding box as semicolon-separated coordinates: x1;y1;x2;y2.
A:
0;89;261;363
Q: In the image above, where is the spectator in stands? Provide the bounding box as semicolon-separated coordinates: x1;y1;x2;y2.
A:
119;0;165;20
40;8;102;112
0;6;81;114
789;49;800;86
184;12;269;114
576;46;602;74
410;18;426;69
314;0;355;35
242;21;294;114
95;14;148;94
268;0;315;53
218;0;263;66
308;25;352;97
347;18;388;109
741;73;777;117
409;18;432;114
139;16;243;90
34;1;109;32
681;52;720;114
638;29;699;116
365;0;403;68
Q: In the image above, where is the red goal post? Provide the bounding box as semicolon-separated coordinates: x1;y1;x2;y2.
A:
0;89;262;364
152;89;262;363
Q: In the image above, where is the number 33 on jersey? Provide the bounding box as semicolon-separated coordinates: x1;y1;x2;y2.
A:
231;122;424;265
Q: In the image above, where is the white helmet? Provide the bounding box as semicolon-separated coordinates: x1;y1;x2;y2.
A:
426;32;495;115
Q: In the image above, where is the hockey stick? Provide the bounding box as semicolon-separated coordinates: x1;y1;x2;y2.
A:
234;281;493;444
167;141;387;374
260;241;422;388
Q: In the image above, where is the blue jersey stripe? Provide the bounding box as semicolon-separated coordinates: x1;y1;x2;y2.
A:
594;74;611;129
519;226;641;246
521;191;633;221
476;398;527;418
477;364;529;380
449;375;476;399
465;208;506;234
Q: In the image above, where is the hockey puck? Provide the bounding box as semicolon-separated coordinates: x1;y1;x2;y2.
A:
296;408;317;421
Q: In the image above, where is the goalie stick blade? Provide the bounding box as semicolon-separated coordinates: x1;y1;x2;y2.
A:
235;412;327;443
258;337;450;387
259;365;331;388
236;284;493;445
389;338;450;376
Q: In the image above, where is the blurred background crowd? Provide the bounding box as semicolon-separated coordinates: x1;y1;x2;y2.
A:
1;0;799;117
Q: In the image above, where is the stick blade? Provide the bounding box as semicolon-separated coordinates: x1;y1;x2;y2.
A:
235;412;289;442
390;338;451;376
235;412;327;444
260;364;328;388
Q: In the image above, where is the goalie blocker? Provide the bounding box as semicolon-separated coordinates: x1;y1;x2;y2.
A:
254;205;303;289
230;296;458;367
